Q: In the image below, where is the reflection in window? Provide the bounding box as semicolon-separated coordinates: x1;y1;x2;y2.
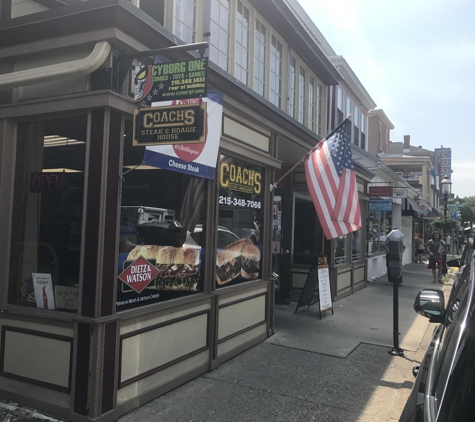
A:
367;211;392;256
174;0;196;43
9;117;87;312
335;235;347;264
217;155;263;288
117;121;207;310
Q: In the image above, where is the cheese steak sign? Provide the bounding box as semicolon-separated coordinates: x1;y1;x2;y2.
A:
118;256;158;294
133;102;207;146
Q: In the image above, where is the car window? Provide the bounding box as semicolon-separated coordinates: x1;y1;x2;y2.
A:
436;299;475;421
217;231;240;249
433;259;474;409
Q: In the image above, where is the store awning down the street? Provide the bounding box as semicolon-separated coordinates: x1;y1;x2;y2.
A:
402;197;425;217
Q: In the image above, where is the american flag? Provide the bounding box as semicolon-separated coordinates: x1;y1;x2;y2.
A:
304;119;361;240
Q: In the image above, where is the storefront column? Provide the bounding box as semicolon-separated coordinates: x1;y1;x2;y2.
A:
73;109;122;419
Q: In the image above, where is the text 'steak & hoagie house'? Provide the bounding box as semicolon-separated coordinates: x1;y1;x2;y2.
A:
0;1;371;421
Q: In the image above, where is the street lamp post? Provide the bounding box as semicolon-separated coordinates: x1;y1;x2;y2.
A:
441;176;453;256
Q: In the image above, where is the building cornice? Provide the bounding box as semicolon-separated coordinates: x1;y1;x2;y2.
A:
369;109;395;130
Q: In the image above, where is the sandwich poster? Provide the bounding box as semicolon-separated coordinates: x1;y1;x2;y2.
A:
142;87;223;180
216;239;262;288
117;245;201;310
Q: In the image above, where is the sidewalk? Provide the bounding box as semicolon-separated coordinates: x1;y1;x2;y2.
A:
0;263;453;422
118;263;452;422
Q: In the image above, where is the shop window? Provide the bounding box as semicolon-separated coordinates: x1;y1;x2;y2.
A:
217;155;263;288
367;211;392;256
352;229;362;261
335;235;348;265
9;116;87;312
116;121;207;310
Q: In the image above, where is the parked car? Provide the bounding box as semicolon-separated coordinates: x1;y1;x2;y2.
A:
399;255;475;422
185;224;241;249
446;240;474;289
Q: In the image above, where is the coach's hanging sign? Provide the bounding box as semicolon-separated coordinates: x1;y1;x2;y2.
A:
133;102;207;146
134;58;208;103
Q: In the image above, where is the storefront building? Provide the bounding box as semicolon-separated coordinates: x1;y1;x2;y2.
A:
0;1;376;421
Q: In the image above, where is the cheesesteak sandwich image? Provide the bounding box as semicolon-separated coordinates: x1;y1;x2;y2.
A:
240;244;261;280
127;245;200;291
216;238;253;285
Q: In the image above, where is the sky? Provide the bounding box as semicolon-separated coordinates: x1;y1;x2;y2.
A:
298;0;475;199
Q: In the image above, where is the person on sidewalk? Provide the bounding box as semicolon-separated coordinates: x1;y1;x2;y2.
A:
384;229;405;284
446;234;451;254
426;232;445;283
415;234;425;264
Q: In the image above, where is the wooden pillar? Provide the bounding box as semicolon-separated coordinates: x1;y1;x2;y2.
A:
73;109;122;419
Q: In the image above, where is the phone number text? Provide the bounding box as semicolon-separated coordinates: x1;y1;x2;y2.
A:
219;196;261;209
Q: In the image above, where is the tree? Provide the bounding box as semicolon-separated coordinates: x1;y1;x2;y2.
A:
430;216;457;237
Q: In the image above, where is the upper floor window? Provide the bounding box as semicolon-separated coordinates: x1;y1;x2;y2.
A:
316;82;324;137
174;0;196;43
253;19;267;96
360;113;367;150
308;77;315;131
269;35;283;108
298;66;306;124
288;56;297;118
336;87;344;124
234;1;250;85
353;106;360;145
210;0;230;71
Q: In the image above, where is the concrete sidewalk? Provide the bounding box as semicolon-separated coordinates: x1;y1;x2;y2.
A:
118;263;452;422
0;263;452;422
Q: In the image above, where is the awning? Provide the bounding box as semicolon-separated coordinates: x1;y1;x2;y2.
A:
402;197;426;217
0;41;111;88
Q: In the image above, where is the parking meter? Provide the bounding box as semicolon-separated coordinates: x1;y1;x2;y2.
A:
386;228;405;357
387;229;405;282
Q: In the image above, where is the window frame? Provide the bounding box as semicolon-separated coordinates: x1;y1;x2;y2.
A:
209;0;231;71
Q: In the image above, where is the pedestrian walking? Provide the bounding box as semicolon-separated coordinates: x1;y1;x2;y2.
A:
445;234;451;254
426;232;445;283
414;234;425;264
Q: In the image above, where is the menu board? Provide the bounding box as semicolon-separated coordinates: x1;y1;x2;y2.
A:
317;265;333;312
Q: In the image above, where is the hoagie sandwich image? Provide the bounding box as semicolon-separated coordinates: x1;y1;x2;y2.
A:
240;244;261;280
127;245;200;291
216;238;262;285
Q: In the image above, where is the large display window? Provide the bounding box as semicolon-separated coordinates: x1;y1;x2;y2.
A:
116;121;208;310
216;155;263;288
367;210;392;255
9;116;87;312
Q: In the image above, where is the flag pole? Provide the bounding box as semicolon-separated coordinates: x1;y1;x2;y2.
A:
270;115;352;191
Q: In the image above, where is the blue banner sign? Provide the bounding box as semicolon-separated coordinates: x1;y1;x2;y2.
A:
369;199;393;211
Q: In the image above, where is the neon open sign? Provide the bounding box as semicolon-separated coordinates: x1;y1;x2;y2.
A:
30;172;65;193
